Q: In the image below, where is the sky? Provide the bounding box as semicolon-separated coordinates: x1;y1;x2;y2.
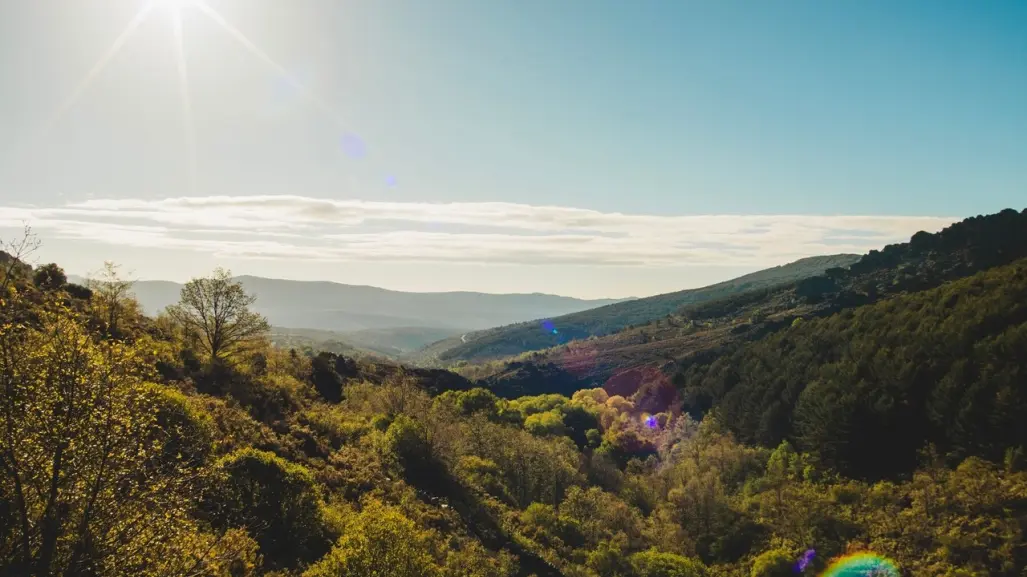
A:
0;0;1024;299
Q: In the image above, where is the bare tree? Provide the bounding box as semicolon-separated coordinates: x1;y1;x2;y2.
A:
167;268;270;363
0;225;40;297
86;262;136;338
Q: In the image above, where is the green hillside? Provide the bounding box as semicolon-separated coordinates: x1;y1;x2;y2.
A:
4;230;1027;576
687;257;1027;476
420;253;861;364
460;208;1027;400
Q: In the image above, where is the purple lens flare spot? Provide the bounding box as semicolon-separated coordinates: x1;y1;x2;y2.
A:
796;549;815;572
340;132;367;158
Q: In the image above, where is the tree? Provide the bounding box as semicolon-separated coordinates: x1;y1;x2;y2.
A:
31;264;66;291
207;449;330;569
524;410;566;437
0;226;38;291
167;269;270;364
310;352;343;403
0;302;223;574
303;499;441;577
453;388;500;417
750;548;794;577
628;548;708;577
86;261;136;339
384;415;448;485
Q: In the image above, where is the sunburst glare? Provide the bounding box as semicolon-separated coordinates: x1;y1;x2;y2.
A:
11;0;353;191
193;1;348;128
13;3;156;166
170;4;197;193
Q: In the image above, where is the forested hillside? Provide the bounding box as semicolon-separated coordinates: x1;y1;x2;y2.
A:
680;258;1027;480
461;208;1027;400
3;213;1027;576
420;254;861;364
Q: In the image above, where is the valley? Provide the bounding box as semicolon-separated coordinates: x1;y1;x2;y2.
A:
4;207;1027;577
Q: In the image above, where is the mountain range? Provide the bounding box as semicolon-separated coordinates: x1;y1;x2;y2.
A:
65;273;627;353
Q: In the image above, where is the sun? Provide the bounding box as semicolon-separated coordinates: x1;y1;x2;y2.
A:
155;0;195;10
9;0;351;193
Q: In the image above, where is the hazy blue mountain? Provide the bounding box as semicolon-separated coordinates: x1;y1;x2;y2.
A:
68;274;626;334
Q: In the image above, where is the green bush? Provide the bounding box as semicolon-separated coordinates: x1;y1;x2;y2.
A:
750;548;794;577
208;448;331;569
303;499;441;577
145;383;216;468
629;548;708;577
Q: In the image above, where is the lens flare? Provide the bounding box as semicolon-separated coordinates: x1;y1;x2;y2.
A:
796;548;815;572
820;552;898;577
340;132;367;158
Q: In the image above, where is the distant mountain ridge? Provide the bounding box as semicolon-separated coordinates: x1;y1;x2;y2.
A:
418;253;862;364
66;274;627;335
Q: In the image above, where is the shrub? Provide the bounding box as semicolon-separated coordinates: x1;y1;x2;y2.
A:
303;499;441;577
208;449;331;569
629;548;708;577
750;548;794;577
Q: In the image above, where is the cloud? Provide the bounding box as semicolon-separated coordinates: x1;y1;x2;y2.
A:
0;195;958;267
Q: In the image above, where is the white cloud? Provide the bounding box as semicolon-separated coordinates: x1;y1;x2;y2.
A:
0;195;958;267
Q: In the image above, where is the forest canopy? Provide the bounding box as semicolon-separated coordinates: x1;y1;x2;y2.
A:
3;213;1027;576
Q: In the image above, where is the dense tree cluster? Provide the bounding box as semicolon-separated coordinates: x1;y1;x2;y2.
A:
679;259;1027;480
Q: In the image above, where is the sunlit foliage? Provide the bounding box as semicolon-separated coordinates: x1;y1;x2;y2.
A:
3;213;1027;576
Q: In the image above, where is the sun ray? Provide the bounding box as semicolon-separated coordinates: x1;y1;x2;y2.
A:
171;6;198;193
34;3;157;151
193;1;348;128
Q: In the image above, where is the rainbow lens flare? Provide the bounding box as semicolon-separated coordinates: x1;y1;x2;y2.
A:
820;552;899;576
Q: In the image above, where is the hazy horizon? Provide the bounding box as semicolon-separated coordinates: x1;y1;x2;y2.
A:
63;267;634;301
2;0;1023;299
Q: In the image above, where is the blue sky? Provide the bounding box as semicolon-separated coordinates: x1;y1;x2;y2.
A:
0;0;1024;298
